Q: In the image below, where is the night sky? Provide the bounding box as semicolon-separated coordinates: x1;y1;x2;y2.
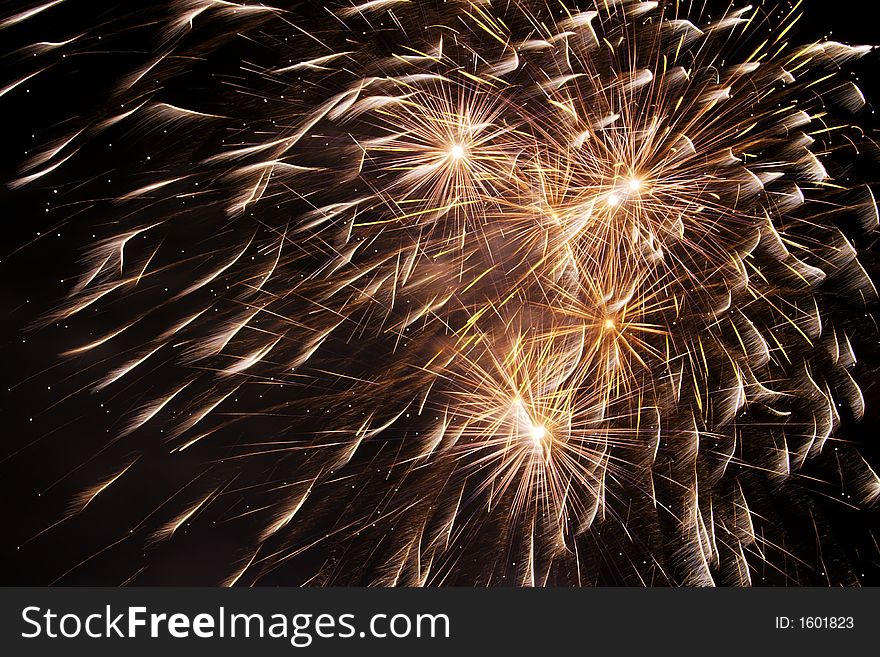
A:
3;0;880;586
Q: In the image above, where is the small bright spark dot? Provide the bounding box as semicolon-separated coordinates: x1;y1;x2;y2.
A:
449;144;465;160
604;318;616;330
607;193;620;206
628;178;642;191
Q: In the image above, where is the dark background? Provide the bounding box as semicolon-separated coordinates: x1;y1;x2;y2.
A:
1;0;880;586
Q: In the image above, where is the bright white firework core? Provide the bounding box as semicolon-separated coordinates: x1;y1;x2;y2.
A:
449;144;466;160
531;424;547;443
607;193;621;206
628;178;642;191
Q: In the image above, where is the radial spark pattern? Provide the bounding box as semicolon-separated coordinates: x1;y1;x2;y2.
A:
4;0;880;585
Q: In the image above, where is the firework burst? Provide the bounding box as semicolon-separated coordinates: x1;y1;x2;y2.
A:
4;0;880;586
